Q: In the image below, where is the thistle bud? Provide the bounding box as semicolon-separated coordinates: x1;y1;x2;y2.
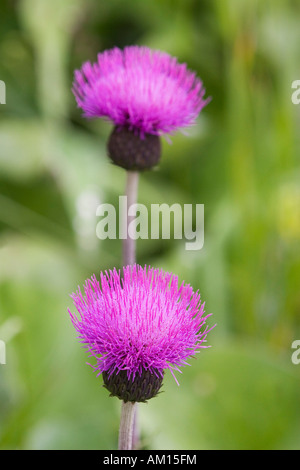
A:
102;368;164;403
107;126;161;171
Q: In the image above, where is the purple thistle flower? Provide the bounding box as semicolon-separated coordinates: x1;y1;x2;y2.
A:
72;46;211;171
73;46;210;137
69;264;214;402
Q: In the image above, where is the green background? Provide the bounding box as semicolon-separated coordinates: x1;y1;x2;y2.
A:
0;0;300;450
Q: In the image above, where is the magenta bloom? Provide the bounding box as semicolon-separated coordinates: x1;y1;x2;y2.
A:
72;46;210;137
69;265;214;393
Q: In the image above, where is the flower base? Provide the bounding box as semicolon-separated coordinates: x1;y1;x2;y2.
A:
107;126;161;171
103;368;164;403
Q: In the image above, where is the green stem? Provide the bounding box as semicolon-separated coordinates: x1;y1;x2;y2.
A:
118;401;137;450
122;171;139;266
121;170;140;449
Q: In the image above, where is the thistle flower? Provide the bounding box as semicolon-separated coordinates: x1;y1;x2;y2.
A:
72;46;210;170
68;264;214;403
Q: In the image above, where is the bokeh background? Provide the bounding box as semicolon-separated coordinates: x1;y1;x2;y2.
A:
0;0;300;450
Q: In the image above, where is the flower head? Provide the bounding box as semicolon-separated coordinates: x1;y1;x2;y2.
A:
73;46;210;137
72;46;211;170
69;264;214;402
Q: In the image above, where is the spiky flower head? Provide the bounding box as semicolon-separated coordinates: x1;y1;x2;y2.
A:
68;264;214;402
72;46;210;170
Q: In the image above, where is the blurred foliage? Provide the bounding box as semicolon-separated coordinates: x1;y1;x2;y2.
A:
0;0;300;450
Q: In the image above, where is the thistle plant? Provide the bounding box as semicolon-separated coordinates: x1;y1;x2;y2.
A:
69;45;213;450
69;265;213;448
72;46;210;163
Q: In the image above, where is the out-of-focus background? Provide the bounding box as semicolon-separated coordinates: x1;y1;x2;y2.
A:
0;0;300;450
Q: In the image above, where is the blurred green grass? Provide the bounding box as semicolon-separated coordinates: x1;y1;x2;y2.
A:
0;0;300;449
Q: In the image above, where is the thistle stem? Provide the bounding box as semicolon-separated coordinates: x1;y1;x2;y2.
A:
122;171;139;266
118;401;137;450
121;170;140;449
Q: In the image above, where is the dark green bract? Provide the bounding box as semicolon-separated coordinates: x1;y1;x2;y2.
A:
102;369;164;403
107;126;161;171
